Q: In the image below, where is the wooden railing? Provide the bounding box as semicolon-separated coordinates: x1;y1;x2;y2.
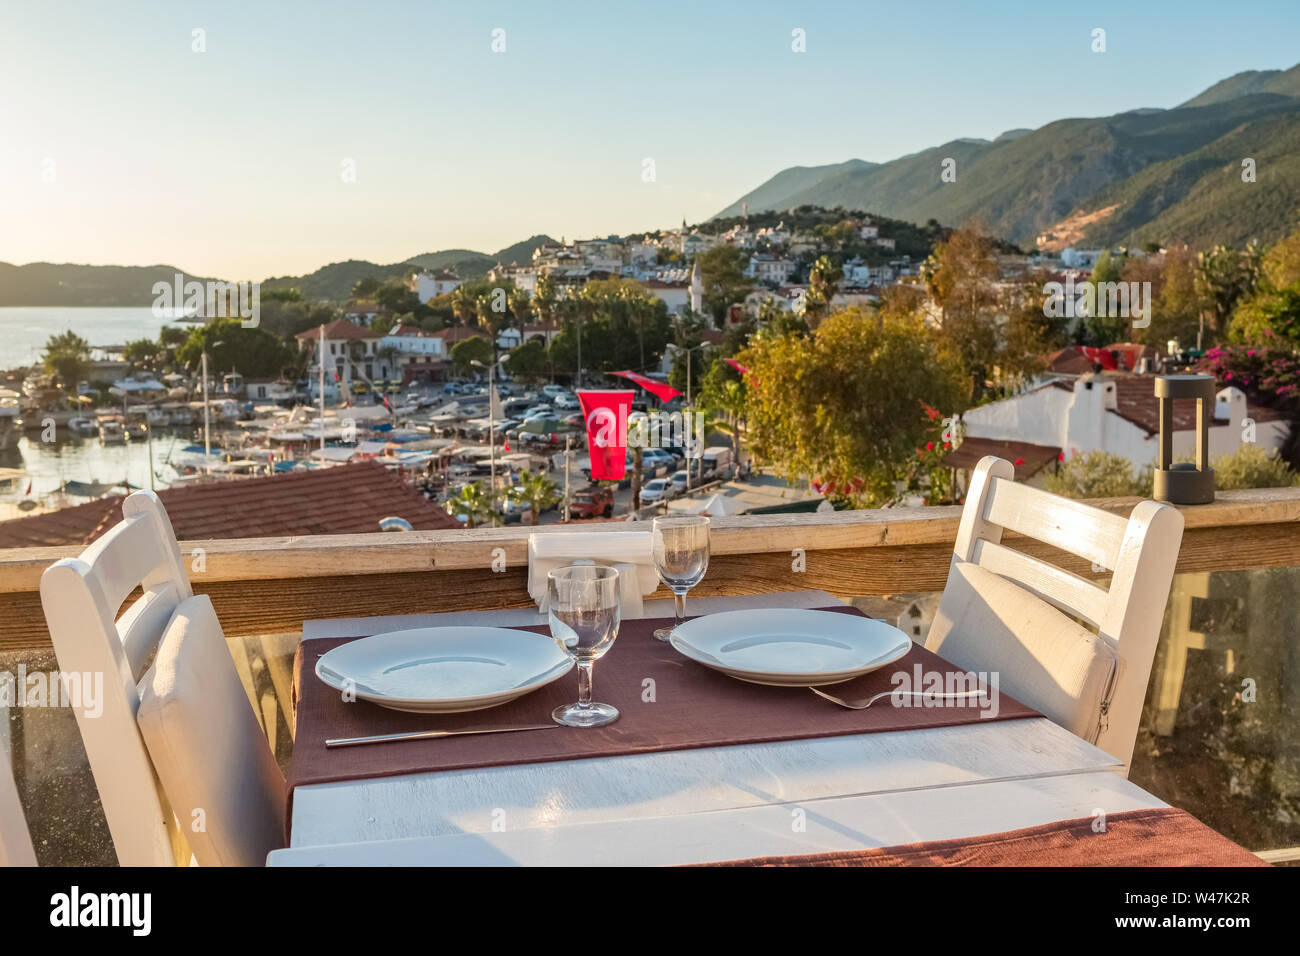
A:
0;487;1298;651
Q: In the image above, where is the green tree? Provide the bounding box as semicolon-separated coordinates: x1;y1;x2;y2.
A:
445;482;495;529
449;334;493;375
351;276;380;299
738;309;967;506
806;255;843;323
123;338;160;368
175;319;296;380
158;325;191;348
41;330;92;385
1196;244;1261;345
504;339;549;380
532;271;558;324
922;225;1051;403
695;245;753;326
1082;250;1128;347
508;287;532;327
506;470;561;525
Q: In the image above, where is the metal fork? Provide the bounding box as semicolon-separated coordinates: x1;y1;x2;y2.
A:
811;687;987;710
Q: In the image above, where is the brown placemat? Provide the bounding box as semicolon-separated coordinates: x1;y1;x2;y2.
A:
287;604;1041;799
696;807;1269;867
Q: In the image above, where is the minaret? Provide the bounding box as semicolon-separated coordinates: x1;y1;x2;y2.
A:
689;262;703;314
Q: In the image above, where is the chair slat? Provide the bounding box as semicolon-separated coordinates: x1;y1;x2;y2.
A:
982;476;1129;570
970;538;1111;629
79;515;172;614
117;584;185;682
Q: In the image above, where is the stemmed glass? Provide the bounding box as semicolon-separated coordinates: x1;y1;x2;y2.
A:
651;514;711;641
547;565;621;727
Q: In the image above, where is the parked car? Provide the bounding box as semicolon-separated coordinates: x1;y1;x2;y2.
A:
669;469;690;493
568;485;614;519
542;384;568;400
642;448;676;472
553;392;579;410
639;478;674;504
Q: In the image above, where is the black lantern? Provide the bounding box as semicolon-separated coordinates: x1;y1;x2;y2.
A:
1153;374;1215;505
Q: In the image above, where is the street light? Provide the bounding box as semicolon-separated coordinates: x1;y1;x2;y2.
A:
666;341;709;493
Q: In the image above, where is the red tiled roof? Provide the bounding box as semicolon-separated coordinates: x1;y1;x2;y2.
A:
940;438;1061;480
1048;374;1283;434
295;320;380;342
0;461;457;548
435;327;490;344
1047;346;1096;375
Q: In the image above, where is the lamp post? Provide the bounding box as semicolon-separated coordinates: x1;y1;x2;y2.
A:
668;341;708;493
1154;374;1216;504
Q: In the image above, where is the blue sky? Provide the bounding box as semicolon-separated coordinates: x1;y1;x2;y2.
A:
1;0;1297;279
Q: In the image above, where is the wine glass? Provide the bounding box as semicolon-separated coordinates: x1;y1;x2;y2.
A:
547;565;621;727
651;514;711;641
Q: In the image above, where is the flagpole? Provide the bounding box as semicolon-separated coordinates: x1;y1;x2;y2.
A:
318;324;325;454
201;349;210;475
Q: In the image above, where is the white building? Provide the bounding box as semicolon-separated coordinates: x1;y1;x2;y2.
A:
643;278;690;315
950;373;1289;484
295;320;385;393
749;254;795;285
412;270;463;303
1060;248;1105;269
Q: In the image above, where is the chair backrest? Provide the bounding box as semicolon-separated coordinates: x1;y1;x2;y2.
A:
40;490;193;866
928;456;1183;769
0;737;37;867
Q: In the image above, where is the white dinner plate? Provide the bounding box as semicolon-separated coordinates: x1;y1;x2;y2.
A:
315;626;574;714
668;609;912;686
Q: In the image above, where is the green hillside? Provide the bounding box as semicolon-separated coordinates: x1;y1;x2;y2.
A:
1179;64;1300;108
1080;111;1300;249
260;235;556;301
0;262;217;307
717;67;1300;251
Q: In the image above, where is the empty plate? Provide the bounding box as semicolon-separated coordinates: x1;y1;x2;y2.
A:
669;609;912;686
315;626;574;713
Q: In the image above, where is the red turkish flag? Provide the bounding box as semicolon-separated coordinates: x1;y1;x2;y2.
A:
609;370;680;403
578;390;634;480
723;358;750;376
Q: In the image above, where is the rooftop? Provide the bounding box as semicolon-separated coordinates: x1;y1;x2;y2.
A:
0;461;457;548
295;320;380;342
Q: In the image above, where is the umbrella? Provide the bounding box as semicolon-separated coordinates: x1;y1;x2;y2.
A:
697;493;744;517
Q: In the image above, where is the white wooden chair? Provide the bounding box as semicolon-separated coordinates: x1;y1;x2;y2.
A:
40;491;284;866
0;737;37;866
926;456;1184;771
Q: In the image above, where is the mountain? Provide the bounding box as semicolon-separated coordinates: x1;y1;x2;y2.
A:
716;65;1300;252
259;235;558;301
1179;64;1300;108
0;236;562;307
0;262;216;307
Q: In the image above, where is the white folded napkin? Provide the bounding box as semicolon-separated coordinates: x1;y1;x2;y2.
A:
528;531;657;617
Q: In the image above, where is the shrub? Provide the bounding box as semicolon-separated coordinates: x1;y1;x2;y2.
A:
1044;451;1152;499
1207;444;1299;490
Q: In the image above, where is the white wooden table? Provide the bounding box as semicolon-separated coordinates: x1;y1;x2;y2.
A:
271;590;1166;866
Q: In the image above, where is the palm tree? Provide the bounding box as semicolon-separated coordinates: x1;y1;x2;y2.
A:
807;255;843;323
506;470;561;525
533;272;557;324
445;482;495;529
451;286;476;327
